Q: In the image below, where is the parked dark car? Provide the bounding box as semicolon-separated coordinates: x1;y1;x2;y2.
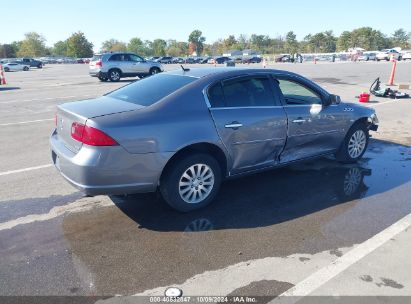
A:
214;56;232;64
242;56;262;64
51;68;378;212
156;56;173;64
17;58;43;68
275;55;291;63
173;57;185;64
199;57;211;64
184;57;196;64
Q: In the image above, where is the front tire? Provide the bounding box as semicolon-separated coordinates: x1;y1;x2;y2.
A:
336;123;369;163
160;154;222;212
108;69;121;82
23;66;29;71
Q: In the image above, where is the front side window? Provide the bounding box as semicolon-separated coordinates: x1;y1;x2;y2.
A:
278;79;322;105
129;54;144;62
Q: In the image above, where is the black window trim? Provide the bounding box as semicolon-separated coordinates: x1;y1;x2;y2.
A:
206;74;282;109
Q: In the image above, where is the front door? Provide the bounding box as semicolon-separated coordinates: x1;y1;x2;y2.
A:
207;76;288;174
275;77;346;163
125;54;146;75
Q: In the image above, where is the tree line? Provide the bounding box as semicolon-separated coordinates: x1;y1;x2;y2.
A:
1;28;410;59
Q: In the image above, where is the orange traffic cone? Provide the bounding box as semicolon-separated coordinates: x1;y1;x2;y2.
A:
262;58;267;68
0;64;6;85
390;54;395;62
387;59;397;86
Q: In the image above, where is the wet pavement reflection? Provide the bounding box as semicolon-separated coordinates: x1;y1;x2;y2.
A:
1;139;410;295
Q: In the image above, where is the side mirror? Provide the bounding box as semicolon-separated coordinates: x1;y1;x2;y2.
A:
325;94;341;106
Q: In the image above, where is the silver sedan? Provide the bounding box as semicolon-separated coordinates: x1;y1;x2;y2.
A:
50;68;378;212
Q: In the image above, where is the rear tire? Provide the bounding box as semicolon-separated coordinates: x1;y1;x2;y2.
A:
149;67;160;76
160;153;222;212
336;123;369;163
98;75;108;82
4;67;9;72
108;69;121;82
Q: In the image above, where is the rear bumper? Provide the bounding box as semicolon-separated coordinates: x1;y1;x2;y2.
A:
50;129;172;195
89;69;105;77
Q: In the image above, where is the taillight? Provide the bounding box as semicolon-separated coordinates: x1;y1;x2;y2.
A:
71;122;118;146
95;60;102;67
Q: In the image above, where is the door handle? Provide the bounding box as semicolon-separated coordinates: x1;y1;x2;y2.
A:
225;122;243;129
292;118;306;123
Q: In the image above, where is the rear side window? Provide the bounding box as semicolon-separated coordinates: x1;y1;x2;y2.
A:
208;83;225;108
108;54;126;61
222;77;276;107
107;74;197;106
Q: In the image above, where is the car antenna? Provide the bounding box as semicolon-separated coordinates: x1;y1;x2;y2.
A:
181;65;190;72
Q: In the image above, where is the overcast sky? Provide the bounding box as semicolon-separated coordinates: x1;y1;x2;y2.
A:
3;0;411;51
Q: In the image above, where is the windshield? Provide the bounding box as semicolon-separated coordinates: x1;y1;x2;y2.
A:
107;74;197;106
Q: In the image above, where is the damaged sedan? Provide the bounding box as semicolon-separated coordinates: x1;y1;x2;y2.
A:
50;68;378;212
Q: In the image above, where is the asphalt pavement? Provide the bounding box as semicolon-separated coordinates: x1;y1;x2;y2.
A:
0;61;411;303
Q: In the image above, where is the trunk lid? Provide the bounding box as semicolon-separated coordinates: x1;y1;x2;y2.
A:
56;96;144;153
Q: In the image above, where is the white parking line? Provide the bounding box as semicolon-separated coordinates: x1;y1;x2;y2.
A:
0;118;54;126
0;164;53;176
0;94;94;104
271;212;411;303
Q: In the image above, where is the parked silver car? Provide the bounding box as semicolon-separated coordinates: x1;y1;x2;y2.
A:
50;68;379;212
89;52;164;82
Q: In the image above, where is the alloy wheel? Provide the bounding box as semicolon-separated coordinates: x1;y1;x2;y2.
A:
178;164;214;204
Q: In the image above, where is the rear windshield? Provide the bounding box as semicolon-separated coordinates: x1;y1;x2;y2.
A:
107;74;197;106
91;55;102;61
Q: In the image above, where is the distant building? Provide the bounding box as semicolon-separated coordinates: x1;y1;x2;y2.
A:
222;49;261;57
242;49;261;56
223;50;243;57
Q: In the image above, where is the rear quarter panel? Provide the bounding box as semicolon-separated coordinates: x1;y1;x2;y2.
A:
90;78;227;156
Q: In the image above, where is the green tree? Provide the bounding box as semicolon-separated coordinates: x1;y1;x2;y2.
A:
101;39;127;52
17;32;47;57
237;34;249;50
0;44;17;58
337;31;352;51
188;30;206;55
151;39;167;56
303;31;336;53
285;31;299;54
223;35;238;51
127;37;152;56
66;32;93;58
391;29;410;49
53;40;68;56
166;40;188;57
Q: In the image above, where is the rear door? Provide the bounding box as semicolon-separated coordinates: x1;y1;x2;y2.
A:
208;75;287;174
275;76;346;163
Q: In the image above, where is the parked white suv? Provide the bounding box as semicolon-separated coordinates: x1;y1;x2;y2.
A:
89;52;164;82
401;51;411;61
376;49;402;61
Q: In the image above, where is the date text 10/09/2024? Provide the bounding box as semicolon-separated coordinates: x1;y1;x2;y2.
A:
149;296;258;303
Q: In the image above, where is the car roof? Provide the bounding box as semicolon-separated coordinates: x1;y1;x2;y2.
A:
164;67;301;79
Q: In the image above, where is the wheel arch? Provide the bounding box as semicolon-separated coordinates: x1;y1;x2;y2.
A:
160;142;228;184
